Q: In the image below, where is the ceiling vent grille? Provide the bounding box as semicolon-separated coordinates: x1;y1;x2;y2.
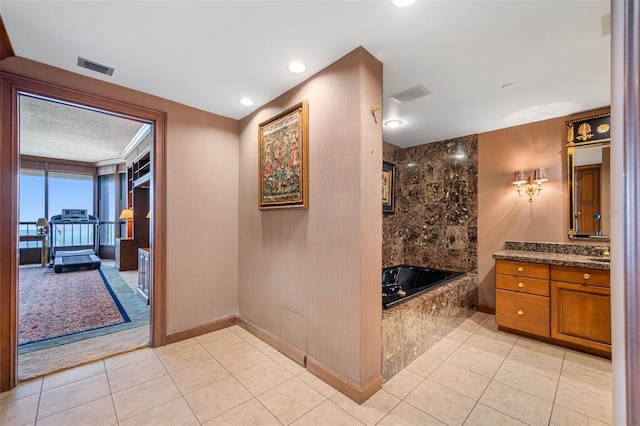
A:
390;84;432;103
77;57;115;76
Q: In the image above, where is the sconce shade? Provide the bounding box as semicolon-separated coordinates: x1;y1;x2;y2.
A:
146;211;151;219
513;168;548;202
534;168;548;183
513;171;527;185
119;208;133;220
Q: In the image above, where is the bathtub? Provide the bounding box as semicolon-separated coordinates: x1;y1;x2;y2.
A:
381;269;478;380
382;264;464;309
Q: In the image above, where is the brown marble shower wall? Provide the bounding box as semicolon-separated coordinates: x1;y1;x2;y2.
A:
382;135;478;272
382;142;405;267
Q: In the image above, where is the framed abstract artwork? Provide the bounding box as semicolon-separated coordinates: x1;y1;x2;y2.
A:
258;100;309;209
382;161;395;213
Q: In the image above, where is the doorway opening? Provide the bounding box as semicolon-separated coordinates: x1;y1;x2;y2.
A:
18;92;153;380
17;92;152;380
0;72;166;392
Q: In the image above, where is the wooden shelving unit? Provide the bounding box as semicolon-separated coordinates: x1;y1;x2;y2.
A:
131;150;151;186
117;148;151;271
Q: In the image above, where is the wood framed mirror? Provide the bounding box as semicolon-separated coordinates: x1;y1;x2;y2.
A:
566;112;611;240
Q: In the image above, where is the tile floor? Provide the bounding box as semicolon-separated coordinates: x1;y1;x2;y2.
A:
0;312;612;425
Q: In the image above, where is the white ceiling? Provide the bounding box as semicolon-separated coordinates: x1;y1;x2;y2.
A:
1;0;611;154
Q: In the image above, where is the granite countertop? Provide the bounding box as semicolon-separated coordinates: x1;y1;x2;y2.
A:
493;250;610;270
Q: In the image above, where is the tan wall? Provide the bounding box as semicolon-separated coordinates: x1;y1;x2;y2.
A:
477;106;610;308
237;47;382;386
0;56;240;333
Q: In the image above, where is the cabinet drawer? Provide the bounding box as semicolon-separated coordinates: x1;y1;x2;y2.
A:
495;260;549;280
551;265;610;287
496;289;550;337
496;274;549;296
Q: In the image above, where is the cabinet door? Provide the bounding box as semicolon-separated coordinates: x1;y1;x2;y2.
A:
137;250;150;304
551;281;611;353
115;239;121;266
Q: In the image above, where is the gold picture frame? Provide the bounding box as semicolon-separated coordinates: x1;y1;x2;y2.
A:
566;112;611;146
382;161;395;213
258;100;309;209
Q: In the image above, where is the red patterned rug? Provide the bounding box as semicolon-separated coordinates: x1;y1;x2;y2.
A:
19;267;130;345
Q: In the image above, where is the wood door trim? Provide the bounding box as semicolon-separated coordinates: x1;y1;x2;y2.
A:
0;72;167;391
0;15;15;60
623;0;640;420
575;164;602;235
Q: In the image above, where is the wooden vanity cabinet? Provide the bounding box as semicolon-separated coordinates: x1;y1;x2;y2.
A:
551;265;611;355
495;259;611;357
495;260;550;337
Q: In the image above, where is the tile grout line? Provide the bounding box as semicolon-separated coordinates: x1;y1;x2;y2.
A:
165;371;205;426
34;371;114;423
165;339;231;425
459;320;524;425
547;349;568;425
373;389;404;425
400;317;489;425
218;329;349;426
551;354;614;425
32;376;44;425
102;359;122;426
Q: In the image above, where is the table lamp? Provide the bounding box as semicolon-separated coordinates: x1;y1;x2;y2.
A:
36;218;49;235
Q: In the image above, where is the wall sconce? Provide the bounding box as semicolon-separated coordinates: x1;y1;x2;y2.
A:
36;217;49;235
513;168;548;202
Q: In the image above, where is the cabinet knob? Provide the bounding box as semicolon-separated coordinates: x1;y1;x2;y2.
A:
517;266;524;272
517;282;524;288
517;309;524;316
584;273;591;280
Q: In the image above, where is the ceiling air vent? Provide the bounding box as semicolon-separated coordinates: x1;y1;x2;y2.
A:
390;84;432;103
77;57;115;76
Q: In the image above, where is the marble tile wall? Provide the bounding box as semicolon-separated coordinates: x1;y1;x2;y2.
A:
383;136;478;272
381;274;478;380
382;142;405;267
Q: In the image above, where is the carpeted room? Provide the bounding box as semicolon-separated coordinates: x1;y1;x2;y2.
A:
17;262;150;380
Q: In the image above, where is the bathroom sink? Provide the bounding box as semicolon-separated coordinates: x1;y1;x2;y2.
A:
590;257;611;263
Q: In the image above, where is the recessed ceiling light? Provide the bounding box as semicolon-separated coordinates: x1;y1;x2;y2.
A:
288;62;306;74
240;97;254;106
384;119;403;128
393;0;416;7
